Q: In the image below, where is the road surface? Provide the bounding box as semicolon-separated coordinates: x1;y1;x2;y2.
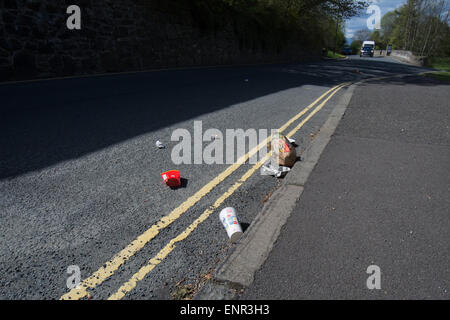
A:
0;55;433;299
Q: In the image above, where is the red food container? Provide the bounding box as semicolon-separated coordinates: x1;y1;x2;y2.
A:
161;170;181;187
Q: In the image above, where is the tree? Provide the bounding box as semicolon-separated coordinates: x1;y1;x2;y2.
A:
319;1;369;53
390;0;450;56
380;10;399;42
350;40;363;54
215;0;371;54
370;30;386;49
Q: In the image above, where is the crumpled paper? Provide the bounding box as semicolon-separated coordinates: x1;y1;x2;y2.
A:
260;164;291;177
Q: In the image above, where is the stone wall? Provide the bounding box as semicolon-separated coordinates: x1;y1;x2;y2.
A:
0;0;317;82
390;50;426;66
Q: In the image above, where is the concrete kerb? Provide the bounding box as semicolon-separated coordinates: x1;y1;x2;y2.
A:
194;73;414;300
284;84;355;187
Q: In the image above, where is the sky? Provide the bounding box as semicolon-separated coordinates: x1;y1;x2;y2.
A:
345;0;407;43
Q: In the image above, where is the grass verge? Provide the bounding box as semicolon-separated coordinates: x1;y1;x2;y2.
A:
426;57;450;72
424;71;450;82
327;50;346;59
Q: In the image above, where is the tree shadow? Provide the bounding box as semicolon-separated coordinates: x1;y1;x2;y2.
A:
358;73;450;87
0;58;437;180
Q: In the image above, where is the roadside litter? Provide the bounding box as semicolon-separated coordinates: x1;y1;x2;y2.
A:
220;207;243;243
267;132;297;167
161;170;181;188
260;164;291;177
287;138;296;145
156;140;165;149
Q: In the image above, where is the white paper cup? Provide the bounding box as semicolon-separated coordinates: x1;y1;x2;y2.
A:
220;207;243;243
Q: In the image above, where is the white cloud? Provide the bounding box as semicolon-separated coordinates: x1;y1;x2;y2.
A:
345;28;355;39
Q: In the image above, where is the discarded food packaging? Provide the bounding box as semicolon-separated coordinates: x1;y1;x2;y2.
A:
156;140;165;149
161;170;181;187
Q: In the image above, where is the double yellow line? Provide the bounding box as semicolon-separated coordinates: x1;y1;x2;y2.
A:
60;82;349;300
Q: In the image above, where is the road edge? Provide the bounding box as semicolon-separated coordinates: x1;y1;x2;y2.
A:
0;57;320;86
194;83;357;300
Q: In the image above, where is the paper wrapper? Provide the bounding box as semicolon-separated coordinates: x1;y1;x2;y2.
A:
267;133;297;167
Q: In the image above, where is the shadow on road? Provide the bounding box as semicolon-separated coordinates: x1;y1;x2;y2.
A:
360;73;450;87
0;58;431;179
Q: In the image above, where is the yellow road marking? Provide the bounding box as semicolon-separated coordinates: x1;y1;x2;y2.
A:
278;84;345;132
108;153;272;300
285;83;349;138
107;84;347;300
60;83;346;300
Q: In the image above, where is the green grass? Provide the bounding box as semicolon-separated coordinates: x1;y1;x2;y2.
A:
327;50;346;59
426;57;450;72
424;71;450;82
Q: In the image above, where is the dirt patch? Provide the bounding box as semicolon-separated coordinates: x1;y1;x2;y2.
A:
171;269;215;300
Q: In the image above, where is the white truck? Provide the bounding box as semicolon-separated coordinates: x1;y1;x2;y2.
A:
360;41;375;57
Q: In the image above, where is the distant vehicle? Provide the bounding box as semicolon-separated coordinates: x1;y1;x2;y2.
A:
360;40;375;57
341;46;352;55
360;46;374;57
362;40;375;49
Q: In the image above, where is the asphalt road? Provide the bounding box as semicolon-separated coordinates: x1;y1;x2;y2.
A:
0;55;430;299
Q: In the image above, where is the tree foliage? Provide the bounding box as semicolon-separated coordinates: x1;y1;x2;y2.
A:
379;0;449;56
151;0;368;52
350;40;362;54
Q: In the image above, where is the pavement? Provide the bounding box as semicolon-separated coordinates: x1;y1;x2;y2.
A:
240;74;450;299
0;55;440;300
